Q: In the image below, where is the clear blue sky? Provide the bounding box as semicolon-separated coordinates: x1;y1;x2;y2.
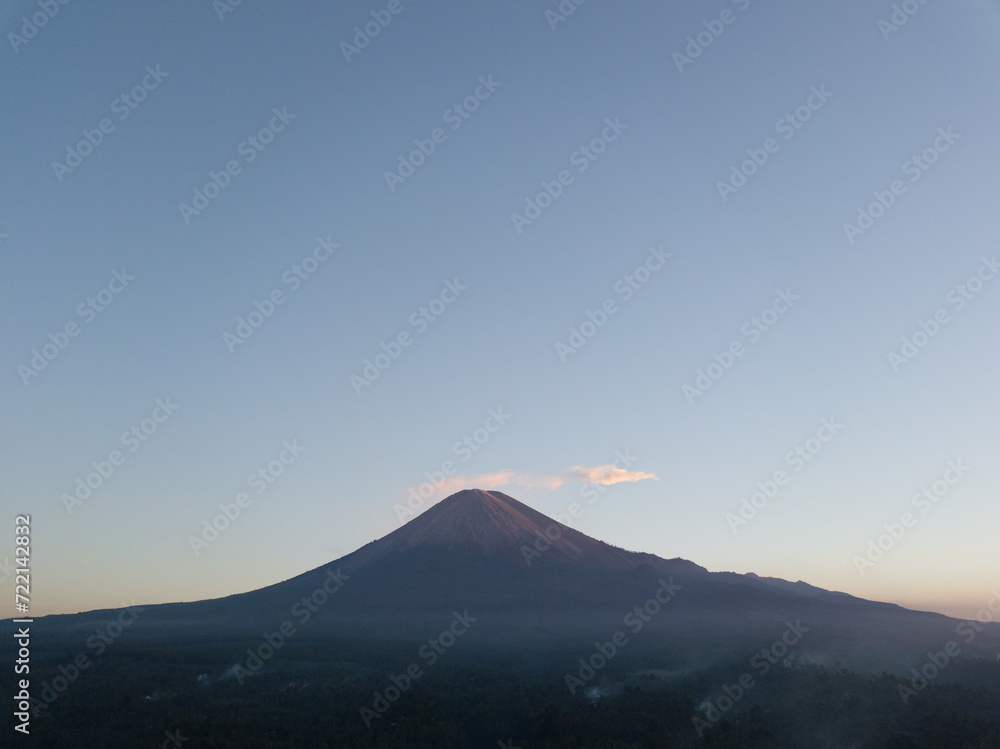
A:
3;0;999;619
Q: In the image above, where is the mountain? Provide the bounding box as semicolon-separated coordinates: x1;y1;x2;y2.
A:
11;489;1000;675
336;488;685;570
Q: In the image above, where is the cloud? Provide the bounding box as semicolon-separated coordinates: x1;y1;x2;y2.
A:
561;464;658;486
418;465;657;497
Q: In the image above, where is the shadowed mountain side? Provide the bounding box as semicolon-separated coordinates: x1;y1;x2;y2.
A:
7;490;999;675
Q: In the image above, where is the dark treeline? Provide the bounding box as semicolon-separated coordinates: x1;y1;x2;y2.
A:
19;637;1000;748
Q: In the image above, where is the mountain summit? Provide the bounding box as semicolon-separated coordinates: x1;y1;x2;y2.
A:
390;488;541;553
348;488;647;570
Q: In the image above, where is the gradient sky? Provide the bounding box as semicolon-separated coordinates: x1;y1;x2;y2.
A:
2;0;999;620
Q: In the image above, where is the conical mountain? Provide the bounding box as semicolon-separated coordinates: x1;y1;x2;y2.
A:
336;488;690;572
10;489;1000;674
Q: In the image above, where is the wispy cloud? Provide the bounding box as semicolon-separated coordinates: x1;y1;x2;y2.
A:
423;465;657;497
561;464;658;486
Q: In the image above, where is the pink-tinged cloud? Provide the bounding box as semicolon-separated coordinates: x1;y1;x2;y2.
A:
412;465;657;498
562;464;659;486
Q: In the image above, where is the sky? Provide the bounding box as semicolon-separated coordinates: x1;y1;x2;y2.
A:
2;0;999;620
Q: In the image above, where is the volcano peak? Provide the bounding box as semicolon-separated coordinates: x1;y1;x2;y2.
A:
346;488;643;571
397;488;546;554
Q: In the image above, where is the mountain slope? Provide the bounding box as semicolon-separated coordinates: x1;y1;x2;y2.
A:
332;488;700;573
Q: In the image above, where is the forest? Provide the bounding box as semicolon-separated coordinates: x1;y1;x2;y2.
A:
18;634;1000;748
